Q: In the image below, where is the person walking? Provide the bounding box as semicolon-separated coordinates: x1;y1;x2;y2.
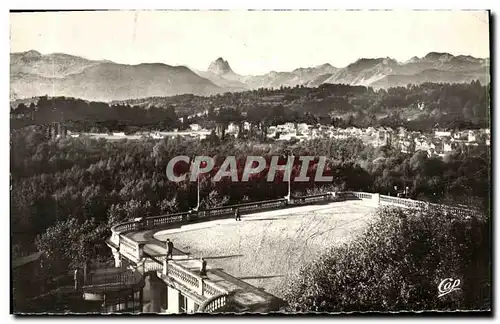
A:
200;258;207;276
234;207;241;221
166;239;174;260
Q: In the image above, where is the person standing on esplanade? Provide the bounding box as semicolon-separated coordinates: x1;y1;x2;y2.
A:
235;207;241;221
200;258;207;276
166;238;174;260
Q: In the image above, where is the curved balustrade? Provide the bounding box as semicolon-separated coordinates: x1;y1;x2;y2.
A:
107;190;478;313
146;212;190;228
379;194;480;217
290;193;333;204
109;198;291;243
141;252;228;299
167;262;201;291
142;255;165;273
380;195;428;209
198;293;228;313
202;279;227;297
334;191;356;200
119;235;141;261
352;192;373;200
110;191;477;256
110;220;140;246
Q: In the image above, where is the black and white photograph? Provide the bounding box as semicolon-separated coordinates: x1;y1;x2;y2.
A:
9;9;491;315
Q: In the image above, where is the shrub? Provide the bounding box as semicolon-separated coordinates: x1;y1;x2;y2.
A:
283;206;490;312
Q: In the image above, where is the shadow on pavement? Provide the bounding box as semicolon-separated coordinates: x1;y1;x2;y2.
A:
238;274;284;280
203;254;244;260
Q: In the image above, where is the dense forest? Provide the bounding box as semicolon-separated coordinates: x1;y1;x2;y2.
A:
11;125;490;278
11;81;490;133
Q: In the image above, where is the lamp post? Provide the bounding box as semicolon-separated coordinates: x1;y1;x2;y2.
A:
285;151;293;203
288;172;291;197
195;172;200;211
190;157;201;212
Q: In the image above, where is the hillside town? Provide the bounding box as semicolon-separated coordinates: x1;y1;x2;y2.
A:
61;121;489;159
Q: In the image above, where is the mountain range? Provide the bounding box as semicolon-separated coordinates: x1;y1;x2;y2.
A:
10;50;489;102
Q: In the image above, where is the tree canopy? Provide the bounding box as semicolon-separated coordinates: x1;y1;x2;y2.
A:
283;206;490;312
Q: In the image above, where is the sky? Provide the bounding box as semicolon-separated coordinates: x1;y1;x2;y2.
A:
9;10;490;75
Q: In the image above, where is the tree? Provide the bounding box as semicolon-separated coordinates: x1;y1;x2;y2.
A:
283;207;490;312
159;197;179;214
107;200;152;227
463;101;474;120
199;190;229;210
36;218;108;276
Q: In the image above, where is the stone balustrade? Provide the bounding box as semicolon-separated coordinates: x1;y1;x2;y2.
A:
167;262;201;291
202;279;227;297
198;293;228;313
142;255;165;273
119;235;141;262
290;193;333;204
380;195;428;209
110;191;477;260
108;190;478;312
141;252;228;299
110;191;477;249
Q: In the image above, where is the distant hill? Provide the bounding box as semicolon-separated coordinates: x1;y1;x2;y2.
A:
308;54;489;88
370;68;489;89
10;50;104;78
10;51;223;101
199;53;488;91
11;50;489;101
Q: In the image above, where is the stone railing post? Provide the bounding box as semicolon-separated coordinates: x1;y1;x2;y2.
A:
162;257;168;276
112;248;122;268
134;217;144;231
198;277;204;296
372;193;380;207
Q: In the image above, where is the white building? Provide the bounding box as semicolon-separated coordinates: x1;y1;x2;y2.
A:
399;140;414;154
468;130;477;143
443;142;454;153
415;137;431;152
282;123;295;131
296;123;309;133
453;131;468;140
434;130;452;137
226;123;239;135
190;124;202;132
